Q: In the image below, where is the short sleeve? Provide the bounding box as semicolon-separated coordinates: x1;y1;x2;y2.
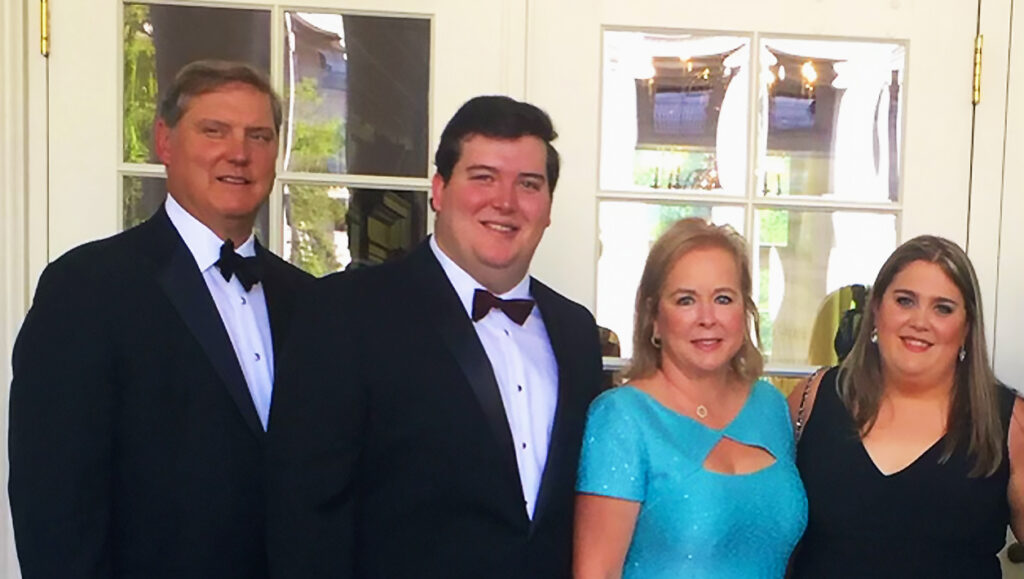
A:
576;389;647;502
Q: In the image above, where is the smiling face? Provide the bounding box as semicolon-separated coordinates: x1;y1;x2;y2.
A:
653;245;747;379
155;81;278;242
431;134;552;293
874;259;968;388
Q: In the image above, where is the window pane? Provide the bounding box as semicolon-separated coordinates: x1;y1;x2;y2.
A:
283;183;427;275
757;38;905;200
755;209;896;365
123;4;271;163
122;175;269;242
283;12;430;177
595;200;744;357
601;31;751;195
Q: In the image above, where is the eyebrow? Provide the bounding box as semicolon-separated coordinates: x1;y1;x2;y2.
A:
892;288;960;306
465;164;546;182
670;287;739;296
196;118;275;132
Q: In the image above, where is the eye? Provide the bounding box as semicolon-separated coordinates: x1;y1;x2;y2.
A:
714;294;734;305
675;295;695;306
250;132;275;143
895;295;914;308
519;178;543;191
202;126;224;137
935;303;955;315
470;173;495;183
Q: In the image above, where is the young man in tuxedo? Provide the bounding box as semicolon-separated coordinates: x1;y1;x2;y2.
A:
9;60;312;578
266;95;604;578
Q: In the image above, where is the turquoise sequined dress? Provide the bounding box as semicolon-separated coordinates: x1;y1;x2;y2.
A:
576;381;807;579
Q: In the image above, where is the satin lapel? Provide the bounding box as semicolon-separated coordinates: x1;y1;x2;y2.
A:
529;280;575;529
147;211;265;437
409;244;519;476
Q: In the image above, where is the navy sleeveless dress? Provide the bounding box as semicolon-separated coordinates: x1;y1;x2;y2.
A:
793;367;1015;578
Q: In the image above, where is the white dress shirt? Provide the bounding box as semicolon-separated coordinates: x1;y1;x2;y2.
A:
430;236;559;519
165;195;275;429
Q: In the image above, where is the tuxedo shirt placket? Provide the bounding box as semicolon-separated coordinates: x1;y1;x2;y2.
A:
476;305;556;519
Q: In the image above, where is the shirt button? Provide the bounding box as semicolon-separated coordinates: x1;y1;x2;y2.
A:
521;442;527;449
240;296;247;305
503;329;510;336
254;352;261;362
517;385;523;392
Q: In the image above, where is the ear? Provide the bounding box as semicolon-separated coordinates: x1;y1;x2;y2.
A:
154;118;173;166
430;173;445;213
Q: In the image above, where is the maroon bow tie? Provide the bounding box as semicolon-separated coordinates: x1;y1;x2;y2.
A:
471;289;535;325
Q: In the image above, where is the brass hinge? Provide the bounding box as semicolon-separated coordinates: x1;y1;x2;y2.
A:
40;0;49;57
973;34;983;105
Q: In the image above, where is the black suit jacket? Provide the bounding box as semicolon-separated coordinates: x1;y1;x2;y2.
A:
266;241;603;579
9;208;313;579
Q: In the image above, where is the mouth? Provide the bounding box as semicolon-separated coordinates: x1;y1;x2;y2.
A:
691;338;723;351
216;175;252;186
899;336;933;352
481;221;519;234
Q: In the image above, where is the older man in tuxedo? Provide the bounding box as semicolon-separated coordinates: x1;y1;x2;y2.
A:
9;60;312;578
267;96;604;578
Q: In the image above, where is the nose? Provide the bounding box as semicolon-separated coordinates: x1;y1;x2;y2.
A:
908;307;929;330
696;301;717;327
491;181;519;212
226;133;251;165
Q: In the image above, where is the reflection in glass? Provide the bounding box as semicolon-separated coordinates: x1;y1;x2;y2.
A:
601;31;751;194
122;4;271;163
595;201;744;357
283;184;427;275
754;209;896;365
757;38;905;200
283;12;430;177
122;175;270;242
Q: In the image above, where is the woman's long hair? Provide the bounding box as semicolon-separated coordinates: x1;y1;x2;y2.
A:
838;235;1003;477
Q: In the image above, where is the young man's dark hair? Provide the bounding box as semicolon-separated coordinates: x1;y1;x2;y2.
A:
434;95;561;193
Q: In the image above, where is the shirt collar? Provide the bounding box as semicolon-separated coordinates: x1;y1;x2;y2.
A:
429;235;532;318
164;194;256;273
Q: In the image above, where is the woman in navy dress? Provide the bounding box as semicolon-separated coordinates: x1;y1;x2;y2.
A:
790;235;1024;577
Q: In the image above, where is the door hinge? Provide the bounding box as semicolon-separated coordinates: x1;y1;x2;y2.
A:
973;34;983;105
40;0;49;57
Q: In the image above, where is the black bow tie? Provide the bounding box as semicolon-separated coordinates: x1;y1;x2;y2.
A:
471;289;535;325
215;239;263;291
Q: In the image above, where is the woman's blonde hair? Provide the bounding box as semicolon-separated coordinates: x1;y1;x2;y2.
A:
622;217;763;384
838;235;1003;477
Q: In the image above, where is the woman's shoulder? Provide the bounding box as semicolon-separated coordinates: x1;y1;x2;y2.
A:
587;384;651;418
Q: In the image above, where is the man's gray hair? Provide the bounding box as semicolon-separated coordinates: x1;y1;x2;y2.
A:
158;60;282;133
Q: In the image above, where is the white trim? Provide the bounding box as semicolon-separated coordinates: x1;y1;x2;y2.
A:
971;0;1013;367
1;0;29;574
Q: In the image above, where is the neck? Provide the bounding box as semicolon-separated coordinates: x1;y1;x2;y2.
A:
881;370;955;403
213;219;255;247
658;358;736;405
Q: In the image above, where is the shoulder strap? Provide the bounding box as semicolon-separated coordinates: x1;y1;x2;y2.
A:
795;366;828;442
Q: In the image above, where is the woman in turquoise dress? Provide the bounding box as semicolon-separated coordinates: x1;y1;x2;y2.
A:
574;218;807;579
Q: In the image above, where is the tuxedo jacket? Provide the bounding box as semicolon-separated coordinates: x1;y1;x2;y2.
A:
266;241;604;579
9;207;313;579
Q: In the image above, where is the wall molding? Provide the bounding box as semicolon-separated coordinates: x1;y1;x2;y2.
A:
1;0;31;575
